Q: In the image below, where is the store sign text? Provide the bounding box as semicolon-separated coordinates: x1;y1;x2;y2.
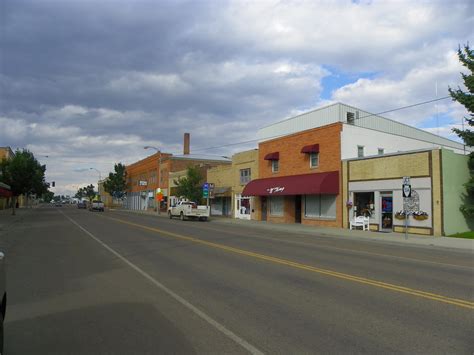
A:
267;186;285;194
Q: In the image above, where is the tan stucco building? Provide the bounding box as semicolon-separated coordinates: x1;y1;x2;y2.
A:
342;148;472;236
97;179;114;208
207;149;259;219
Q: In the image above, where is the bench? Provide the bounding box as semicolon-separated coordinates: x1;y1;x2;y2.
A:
350;216;370;231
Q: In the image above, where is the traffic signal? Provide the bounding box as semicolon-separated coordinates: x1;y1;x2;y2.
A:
51;181;55;187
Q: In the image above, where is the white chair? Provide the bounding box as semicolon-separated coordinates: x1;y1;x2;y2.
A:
350;216;370;231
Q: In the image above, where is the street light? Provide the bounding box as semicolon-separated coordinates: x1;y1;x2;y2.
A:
89;167;102;181
144;146;160;153
89;168;102;200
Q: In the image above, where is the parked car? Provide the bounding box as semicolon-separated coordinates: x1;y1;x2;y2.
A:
168;200;210;221
0;251;7;352
90;200;105;212
77;201;87;209
55;201;62;207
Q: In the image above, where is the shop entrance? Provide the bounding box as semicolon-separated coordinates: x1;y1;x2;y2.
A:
261;197;267;221
235;195;251;220
295;195;301;223
381;193;393;230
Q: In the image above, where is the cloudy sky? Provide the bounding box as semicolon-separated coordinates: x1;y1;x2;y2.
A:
0;0;472;195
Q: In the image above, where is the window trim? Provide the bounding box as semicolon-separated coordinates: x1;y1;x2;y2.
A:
309;152;319;168
239;168;251;185
271;159;279;173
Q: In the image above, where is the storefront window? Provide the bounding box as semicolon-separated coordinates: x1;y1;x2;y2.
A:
354;192;374;217
304;195;336;218
269;196;284;216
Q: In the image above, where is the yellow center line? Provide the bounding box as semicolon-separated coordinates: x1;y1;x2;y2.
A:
187;223;474;270
102;214;474;310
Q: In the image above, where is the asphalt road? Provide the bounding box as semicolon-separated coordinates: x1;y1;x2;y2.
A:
1;205;473;354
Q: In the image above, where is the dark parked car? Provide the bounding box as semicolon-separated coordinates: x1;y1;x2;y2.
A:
77;201;87;209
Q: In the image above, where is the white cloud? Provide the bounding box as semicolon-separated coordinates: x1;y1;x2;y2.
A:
107;72;191;95
331;50;469;133
2;0;472;194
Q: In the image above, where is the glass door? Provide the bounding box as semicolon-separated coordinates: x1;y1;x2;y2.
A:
380;193;393;230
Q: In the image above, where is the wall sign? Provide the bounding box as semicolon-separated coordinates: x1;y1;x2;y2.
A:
266;186;285;194
402;176;411;198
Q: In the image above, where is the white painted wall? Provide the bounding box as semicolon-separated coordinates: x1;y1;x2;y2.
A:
341;124;466;159
348;178;433;229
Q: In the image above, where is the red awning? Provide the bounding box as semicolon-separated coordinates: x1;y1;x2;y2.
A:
242;171;339;196
301;144;319;153
264;152;279;160
0;187;12;198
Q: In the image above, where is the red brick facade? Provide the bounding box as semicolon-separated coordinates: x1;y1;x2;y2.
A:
256;123;343;227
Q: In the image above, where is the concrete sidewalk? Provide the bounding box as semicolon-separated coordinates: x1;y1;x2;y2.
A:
111;208;474;252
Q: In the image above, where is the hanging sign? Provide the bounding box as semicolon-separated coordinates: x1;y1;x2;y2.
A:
402;176;411;198
203;182;209;198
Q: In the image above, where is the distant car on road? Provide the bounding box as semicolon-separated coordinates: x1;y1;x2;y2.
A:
90;200;105;212
77;201;87;209
55;202;62;207
0;251;7;352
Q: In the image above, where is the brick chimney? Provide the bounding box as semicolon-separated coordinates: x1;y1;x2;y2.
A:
183;133;190;155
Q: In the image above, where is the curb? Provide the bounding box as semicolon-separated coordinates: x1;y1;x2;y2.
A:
108;208;474;251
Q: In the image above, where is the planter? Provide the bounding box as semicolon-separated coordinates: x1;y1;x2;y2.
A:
395;213;406;220
413;215;428;221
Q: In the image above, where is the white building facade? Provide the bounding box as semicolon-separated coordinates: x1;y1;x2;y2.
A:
258;102;469;159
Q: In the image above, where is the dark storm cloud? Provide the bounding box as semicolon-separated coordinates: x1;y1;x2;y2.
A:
1;0;471;194
1;1;218;109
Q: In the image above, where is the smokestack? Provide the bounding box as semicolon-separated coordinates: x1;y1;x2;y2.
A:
183;133;190;155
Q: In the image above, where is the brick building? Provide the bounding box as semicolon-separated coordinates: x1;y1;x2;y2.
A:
125;152;172;211
242;102;470;228
125;134;230;211
243;124;342;227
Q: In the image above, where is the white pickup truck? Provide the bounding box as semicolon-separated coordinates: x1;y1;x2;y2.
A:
168;201;210;221
90;200;105;212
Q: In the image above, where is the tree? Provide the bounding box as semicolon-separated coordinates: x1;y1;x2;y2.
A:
84;184;97;202
42;191;55;203
103;163;127;199
449;44;474;217
75;187;86;199
174;166;204;203
0;149;48;215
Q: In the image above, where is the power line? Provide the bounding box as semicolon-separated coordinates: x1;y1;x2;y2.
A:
190;96;452;153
